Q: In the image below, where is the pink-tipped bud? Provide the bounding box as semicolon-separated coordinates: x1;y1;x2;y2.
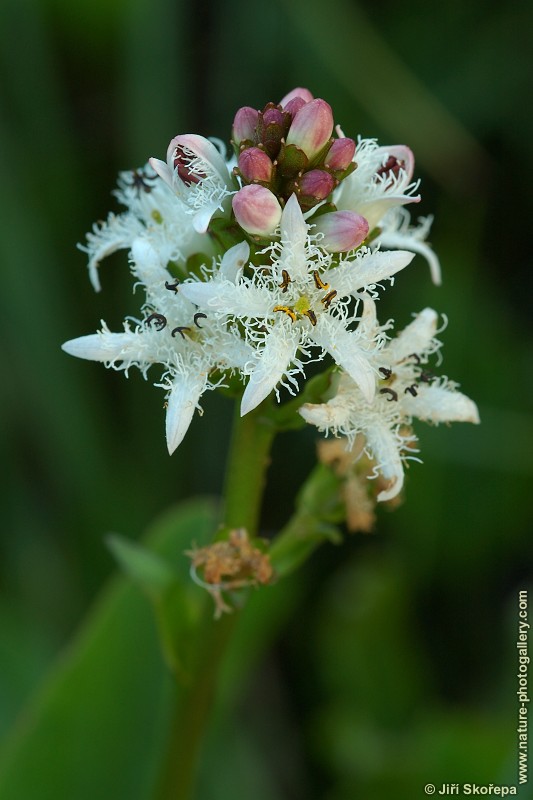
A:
232;185;282;236
233;106;259;144
286;99;334;161
325;137;356;171
279;87;314;108
238;148;274;183
298;169;336;201
262;106;286;128
313;211;369;252
283;96;308;118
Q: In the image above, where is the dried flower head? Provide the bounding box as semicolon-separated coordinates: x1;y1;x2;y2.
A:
186;529;274;617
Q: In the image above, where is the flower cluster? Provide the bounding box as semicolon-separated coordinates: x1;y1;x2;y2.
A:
63;87;478;501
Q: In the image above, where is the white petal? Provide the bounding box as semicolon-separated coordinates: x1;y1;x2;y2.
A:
279;194;309;280
363;420;405;502
192;202;221;234
220;241;250;283
240;326;299;415
311;318;375;402
358;195;421;231
180;278;270;317
299;398;352;432
378;231;442;285
61;332;137;362
169;134;231;185
131;238;169;286
387;308;438;363
329;249;415;296
403;385;480;424
148;157;173;190
165;372;207;454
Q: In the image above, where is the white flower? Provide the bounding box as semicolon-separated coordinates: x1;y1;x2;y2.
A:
300;302;480;501
180;194;416;415
81;164;214;292
333;137;441;284
62;239;252;453
149;134;235;234
334;138;420;229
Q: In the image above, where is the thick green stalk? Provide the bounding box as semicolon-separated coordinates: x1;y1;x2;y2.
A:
222;400;276;533
153;400;276;800
269;462;344;578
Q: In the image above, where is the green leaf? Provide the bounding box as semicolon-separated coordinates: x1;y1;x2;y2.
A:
107;533;177;597
0;499;217;800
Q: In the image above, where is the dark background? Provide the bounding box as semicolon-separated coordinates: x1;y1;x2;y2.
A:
1;0;532;797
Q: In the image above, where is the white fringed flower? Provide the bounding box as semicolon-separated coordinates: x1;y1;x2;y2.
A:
334;139;420;228
81;164;214;292
180;194;416;415
63;239;252;453
333;137;441;284
300;302;480;501
149;134;235;234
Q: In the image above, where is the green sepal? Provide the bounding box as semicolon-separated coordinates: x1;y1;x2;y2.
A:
308;137;334;168
208;217;245;254
365;225;383;245
277;142;309;177
332;160;357;182
184;251;212;280
307;200;338;219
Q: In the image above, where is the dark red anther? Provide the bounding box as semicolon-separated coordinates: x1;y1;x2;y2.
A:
375;156;404;180
173;145;206;186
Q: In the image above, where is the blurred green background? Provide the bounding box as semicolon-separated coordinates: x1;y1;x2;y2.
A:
1;0;532;797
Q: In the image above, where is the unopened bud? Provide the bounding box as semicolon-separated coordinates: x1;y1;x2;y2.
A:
262;106;286;128
279;87;314;107
232;106;259;145
298;169;336;201
286;99;334;161
283;96;308;117
238;148;274;183
325;137;356;171
232;185;282;236
313;211;369;252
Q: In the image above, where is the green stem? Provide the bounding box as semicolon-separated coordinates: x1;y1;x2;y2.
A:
222;399;276;534
153;400;276;800
269;462;344;578
154;613;236;800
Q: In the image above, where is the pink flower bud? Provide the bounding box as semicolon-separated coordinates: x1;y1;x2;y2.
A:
325;138;356;171
298;169;336;201
238;147;274;183
232;106;259;144
279;87;314;107
262;106;286;128
286;99;334;161
313;211;369;252
283;96;308;118
232;185;282;236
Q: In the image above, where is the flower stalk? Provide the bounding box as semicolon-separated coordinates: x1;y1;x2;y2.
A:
153;399;276;800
